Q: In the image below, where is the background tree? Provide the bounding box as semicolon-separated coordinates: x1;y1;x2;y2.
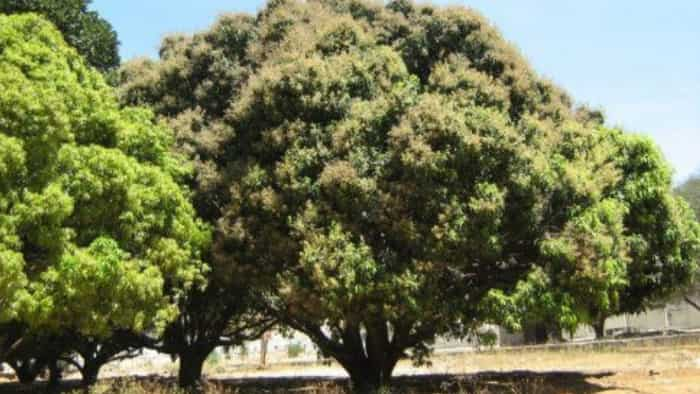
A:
0;14;210;390
1;324;57;384
118;13;272;389
484;268;580;344
491;128;700;340
141;283;274;388
677;175;700;218
674;174;700;311
119;1;700;392
0;0;120;71
53;331;144;387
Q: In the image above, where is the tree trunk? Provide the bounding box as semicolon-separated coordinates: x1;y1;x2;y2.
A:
593;318;606;339
177;349;210;390
305;322;402;393
15;368;40;384
260;331;270;367
44;361;62;394
81;360;102;387
343;322;398;394
349;371;381;394
523;322;548;344
347;360;396;394
9;359;45;384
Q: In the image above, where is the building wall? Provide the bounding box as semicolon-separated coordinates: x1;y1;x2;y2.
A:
605;291;700;335
500;291;700;346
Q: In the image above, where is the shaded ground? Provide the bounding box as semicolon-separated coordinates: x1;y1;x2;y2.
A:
214;371;617;393
1;369;697;393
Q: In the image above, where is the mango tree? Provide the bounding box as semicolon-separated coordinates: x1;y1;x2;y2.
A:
119;1;700;392
0;14;210;387
118;13;272;389
0;0;120;71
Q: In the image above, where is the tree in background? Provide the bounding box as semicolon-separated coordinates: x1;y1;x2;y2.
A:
139;280;275;388
119;0;700;392
118;13;273;389
0;0;120;71
2;329;143;388
491;129;700;340
677;175;700;217
0;14;210;390
674;174;700;312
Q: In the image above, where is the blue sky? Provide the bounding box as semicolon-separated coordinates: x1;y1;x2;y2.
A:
93;1;700;183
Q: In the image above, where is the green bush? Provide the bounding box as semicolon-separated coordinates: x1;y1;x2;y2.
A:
287;342;305;359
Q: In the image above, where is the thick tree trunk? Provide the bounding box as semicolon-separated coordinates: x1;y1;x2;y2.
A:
340;323;398;394
177;349;210;390
15;369;40;384
349;371;381;394
593;318;606;339
302;321;405;394
9;359;44;384
346;360;397;394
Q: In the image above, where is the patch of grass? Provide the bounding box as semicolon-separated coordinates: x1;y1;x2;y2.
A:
287;342;305;359
65;375;564;394
69;378;236;394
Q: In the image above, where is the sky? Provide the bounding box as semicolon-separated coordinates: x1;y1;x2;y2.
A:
93;1;700;183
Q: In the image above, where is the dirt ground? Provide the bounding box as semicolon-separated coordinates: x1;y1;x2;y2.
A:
593;368;699;394
186;341;700;393
2;341;700;393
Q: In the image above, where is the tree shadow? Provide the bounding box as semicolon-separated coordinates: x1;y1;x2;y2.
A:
392;370;626;393
0;370;642;393
215;370;634;393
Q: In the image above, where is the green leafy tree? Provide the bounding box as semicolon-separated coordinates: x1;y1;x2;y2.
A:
491;130;700;340
484;267;581;343
119;13;273;389
0;13;209;376
677;175;700;218
1;329;141;388
142;283;274;388
674;174;700;312
0;0;120;71
119;1;700;392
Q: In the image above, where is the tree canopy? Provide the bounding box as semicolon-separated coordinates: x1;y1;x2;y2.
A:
0;0;120;71
677;175;700;218
118;0;700;391
0;13;209;353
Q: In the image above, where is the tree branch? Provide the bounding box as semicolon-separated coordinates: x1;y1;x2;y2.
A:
684;296;700;312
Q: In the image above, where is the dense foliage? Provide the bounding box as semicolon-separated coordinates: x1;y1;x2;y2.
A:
0;13;209;363
0;0;120;71
677;175;700;218
0;1;693;393
116;0;700;391
492;131;700;340
118;1;700;391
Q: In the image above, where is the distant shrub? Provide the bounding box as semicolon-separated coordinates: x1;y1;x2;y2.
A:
287;342;306;359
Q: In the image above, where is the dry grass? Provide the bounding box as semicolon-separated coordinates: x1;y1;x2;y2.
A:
67;378;234;394
184;343;700;382
67;376;559;394
418;344;700;376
